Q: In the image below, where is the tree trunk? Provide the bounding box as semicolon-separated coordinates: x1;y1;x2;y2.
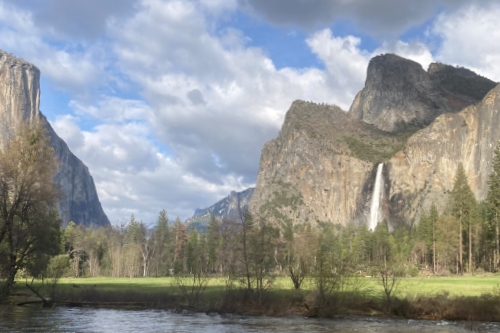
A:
459;221;463;275
1;249;18;297
469;222;472;274
433;219;436;274
242;224;251;291
495;216;499;271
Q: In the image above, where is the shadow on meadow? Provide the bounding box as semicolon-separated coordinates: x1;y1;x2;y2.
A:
6;277;500;322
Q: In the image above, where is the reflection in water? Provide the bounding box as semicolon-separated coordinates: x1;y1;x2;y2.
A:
1;305;499;333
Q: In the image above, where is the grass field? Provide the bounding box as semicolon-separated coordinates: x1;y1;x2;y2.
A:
23;275;499;298
9;275;500;320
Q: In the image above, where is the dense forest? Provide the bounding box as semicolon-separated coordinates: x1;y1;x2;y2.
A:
29;147;500;287
1;126;500;298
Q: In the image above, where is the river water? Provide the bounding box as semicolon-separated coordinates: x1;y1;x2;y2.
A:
1;305;499;332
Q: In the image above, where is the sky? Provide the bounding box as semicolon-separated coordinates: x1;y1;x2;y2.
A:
1;0;500;225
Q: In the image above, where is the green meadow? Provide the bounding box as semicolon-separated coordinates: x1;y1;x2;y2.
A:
8;275;500;321
19;275;498;298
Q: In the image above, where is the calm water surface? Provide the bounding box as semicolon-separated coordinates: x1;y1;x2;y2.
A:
0;305;499;332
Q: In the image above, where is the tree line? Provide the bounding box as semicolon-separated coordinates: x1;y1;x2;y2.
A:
2;126;500;298
54;150;500;282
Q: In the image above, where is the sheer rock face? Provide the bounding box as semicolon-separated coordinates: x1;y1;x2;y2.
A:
0;50;110;228
250;54;499;228
249;101;374;226
387;85;500;226
349;54;495;132
0;51;40;141
349;54;447;132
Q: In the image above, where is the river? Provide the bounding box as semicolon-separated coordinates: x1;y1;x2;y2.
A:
1;305;499;332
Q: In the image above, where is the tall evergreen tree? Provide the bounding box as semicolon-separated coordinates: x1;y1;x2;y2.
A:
450;163;477;274
186;229;199;274
429;204;439;273
206;214;221;274
486;141;500;271
173;217;187;273
417;211;431;266
151;209;170;276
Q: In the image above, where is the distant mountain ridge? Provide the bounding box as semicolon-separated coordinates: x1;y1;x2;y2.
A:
186;188;254;230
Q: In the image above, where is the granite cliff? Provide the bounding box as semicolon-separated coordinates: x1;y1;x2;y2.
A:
0;50;109;227
350;54;495;132
249;54;498;228
387;84;500;226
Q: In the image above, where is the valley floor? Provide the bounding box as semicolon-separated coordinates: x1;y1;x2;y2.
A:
6;275;500;322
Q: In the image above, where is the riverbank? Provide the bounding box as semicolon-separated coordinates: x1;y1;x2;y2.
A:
4;305;499;333
5;276;500;322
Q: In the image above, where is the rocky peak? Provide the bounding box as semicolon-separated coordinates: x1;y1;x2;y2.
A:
250;53;500;229
349;53;450;132
186;188;254;230
428;62;497;103
349;54;497;133
0;49;110;228
0;52;40;144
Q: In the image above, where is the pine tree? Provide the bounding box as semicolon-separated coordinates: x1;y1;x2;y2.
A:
429;204;439;273
450;163;477;274
186;229;199;274
206;214;221;273
173;217;187;274
486;141;500;271
151;209;170;276
417;211;431;266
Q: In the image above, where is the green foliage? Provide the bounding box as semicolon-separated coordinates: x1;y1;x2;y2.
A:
150;209;172;277
449;163;478;274
206;214;220;273
259;191;303;215
343;130;415;163
486;142;500;218
0;124;61;296
12;142;500;291
259;181;304;222
450;163;477;224
485;141;500;270
417;204;438;255
47;254;71;278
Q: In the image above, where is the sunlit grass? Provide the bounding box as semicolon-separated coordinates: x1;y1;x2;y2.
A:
10;274;500;321
26;275;495;298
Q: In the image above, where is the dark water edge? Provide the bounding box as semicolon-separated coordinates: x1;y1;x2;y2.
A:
1;305;499;333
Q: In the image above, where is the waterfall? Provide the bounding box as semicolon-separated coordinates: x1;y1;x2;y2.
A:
368;163;384;231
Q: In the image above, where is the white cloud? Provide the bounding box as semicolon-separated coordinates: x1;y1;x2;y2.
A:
7;0;494;226
69;97;151;122
37;0;373;223
432;4;500;81
51;106;251;224
0;2;110;94
52;115;85;149
199;0;237;14
109;0;370;191
306;30;369;105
